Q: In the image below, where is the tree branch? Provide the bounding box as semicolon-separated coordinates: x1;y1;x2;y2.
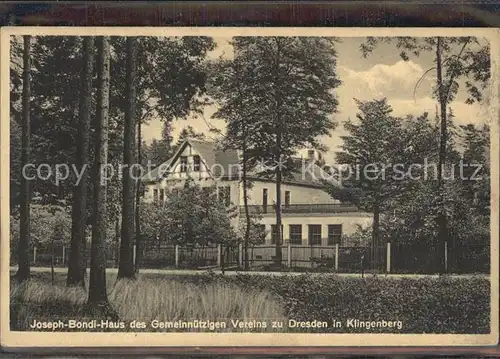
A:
443;38;471;104
140;105;156;122
413;66;436;102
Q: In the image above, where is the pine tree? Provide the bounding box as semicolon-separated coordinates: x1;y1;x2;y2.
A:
324;98;407;270
66;36;94;287
15;35;32;282
88;36;113;311
118;37;138;279
209;53;265;270
226;37;341;267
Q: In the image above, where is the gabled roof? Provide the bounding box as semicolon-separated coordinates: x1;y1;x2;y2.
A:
180;138;241;178
141;138;339;188
141;157;174;183
246;157;336;188
141;138;240;182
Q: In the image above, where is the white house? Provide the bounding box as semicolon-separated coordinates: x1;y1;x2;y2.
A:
141;138;372;247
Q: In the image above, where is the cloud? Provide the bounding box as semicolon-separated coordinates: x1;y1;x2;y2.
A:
143;56;488;165
337;59;488;127
339;60;434;99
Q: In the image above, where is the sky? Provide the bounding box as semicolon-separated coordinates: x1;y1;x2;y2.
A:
142;37;489;163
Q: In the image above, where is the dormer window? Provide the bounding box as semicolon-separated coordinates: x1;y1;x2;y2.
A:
180;156;188;172
193;155;201;171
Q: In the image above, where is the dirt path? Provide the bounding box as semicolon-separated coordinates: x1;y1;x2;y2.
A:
9;266;489;279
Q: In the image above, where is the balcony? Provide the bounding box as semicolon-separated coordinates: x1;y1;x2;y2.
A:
240;203;360;215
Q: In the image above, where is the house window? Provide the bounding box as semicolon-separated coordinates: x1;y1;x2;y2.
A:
308;149;315;159
180;156;188;172
263;188;268;213
284;191;291;207
159;189;165;203
153;189;158;203
193;155;201;171
328;224;342;245
308;225;322;246
271;224;283;245
289;224;302;245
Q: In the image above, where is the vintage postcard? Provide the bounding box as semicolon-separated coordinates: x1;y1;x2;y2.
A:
1;26;498;349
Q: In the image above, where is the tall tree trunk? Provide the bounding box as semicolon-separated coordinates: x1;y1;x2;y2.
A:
221;244;225;274
115;217;120;267
274;132;283;267
88;36;111;309
273;39;283;268
436;37;449;274
134;120;142;273
371;203;380;271
67;36;94;287
118;37;137;279
242;141;251;271
15;35;31;282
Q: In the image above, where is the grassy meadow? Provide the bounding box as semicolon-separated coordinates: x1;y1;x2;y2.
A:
9;271;490;333
10;272;286;332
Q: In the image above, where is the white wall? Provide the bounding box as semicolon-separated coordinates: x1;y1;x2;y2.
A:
259;213;373;246
241;180;339;206
143;143;216;202
141;142;370;243
168;144;213;180
143;142;338;207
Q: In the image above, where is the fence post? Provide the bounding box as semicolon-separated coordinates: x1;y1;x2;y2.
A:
335;243;339;271
386;242;391;273
444;241;448;272
62;246;65;265
217;244;221;267
33;246;37;264
238;243;243;267
175;245;179;268
287;243;291;267
133;244;137;265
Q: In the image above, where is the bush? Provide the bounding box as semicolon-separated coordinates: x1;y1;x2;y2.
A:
168;273;490;334
234;274;490;334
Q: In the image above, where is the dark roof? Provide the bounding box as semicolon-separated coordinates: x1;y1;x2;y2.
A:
246;158;335;188
141;157;174;182
179;139;241;178
141;139;338;188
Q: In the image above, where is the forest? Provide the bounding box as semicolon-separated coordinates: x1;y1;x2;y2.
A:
10;35;491;317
